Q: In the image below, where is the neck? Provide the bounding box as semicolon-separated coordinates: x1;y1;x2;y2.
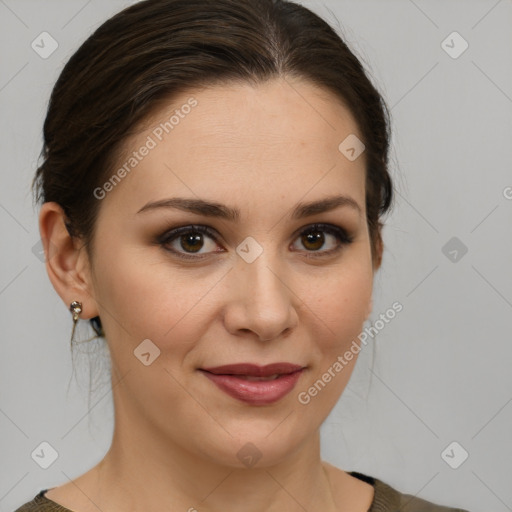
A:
91;414;338;512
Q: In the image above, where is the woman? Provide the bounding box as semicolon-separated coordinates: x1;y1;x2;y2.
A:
15;0;471;511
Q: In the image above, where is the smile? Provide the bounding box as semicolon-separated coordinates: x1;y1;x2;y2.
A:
199;362;305;405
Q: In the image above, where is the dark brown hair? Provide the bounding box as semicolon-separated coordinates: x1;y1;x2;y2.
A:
32;0;394;339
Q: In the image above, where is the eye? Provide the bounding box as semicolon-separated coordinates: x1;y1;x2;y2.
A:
291;223;354;258
157;223;354;260
158;224;222;260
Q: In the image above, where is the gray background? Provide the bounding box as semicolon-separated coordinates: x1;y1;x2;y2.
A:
1;1;511;511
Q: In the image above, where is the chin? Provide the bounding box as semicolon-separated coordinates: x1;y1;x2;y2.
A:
194;423;312;471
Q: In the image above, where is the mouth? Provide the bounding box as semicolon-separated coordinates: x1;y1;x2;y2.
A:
198;363;306;405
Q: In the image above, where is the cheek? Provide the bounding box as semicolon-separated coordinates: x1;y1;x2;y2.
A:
294;268;372;417
92;248;212;362
305;263;373;350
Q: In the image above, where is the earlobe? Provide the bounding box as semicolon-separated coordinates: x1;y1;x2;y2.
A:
373;233;384;272
366;298;373;320
39;202;99;319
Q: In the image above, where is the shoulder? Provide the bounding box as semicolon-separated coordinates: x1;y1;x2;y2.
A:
349;471;472;512
13;490;70;512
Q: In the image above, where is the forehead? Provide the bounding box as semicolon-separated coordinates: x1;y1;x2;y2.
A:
101;77;366;216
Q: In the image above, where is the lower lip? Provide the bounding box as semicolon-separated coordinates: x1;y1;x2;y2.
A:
200;369;304;405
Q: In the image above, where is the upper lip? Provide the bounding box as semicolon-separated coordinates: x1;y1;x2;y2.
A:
200;363;304;377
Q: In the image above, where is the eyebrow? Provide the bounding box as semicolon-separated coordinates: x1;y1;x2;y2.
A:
136;195;362;221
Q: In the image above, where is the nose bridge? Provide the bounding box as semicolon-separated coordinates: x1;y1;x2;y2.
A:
226;237;296;339
238;241;288;306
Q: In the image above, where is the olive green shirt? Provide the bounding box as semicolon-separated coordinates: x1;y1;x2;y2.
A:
13;471;471;512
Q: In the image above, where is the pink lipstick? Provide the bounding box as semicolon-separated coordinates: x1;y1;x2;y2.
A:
199;363;305;405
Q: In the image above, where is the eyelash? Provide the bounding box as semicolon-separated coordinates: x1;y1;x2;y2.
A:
157;223;354;261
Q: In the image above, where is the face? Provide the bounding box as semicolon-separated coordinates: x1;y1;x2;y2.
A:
70;78;378;467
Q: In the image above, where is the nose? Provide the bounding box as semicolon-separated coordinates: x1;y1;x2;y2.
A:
222;250;298;342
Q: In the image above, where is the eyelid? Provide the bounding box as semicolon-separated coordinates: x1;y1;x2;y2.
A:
157;224;222;260
291;223;354;258
290;222;352;243
157;222;354;260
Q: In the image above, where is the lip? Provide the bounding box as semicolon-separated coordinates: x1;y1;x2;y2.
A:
201;362;304;376
199;363;305;405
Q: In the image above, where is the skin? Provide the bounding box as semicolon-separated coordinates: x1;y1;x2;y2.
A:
40;77;382;512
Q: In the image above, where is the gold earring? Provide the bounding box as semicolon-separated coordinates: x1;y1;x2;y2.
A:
69;301;100;346
69;300;82;345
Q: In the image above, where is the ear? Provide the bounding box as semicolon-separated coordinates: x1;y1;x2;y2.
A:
39;202;99;320
366;297;373;321
372;227;384;272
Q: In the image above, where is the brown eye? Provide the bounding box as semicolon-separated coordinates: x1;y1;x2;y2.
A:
158;222;354;261
291;223;354;257
159;225;222;260
178;232;204;253
301;230;326;251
